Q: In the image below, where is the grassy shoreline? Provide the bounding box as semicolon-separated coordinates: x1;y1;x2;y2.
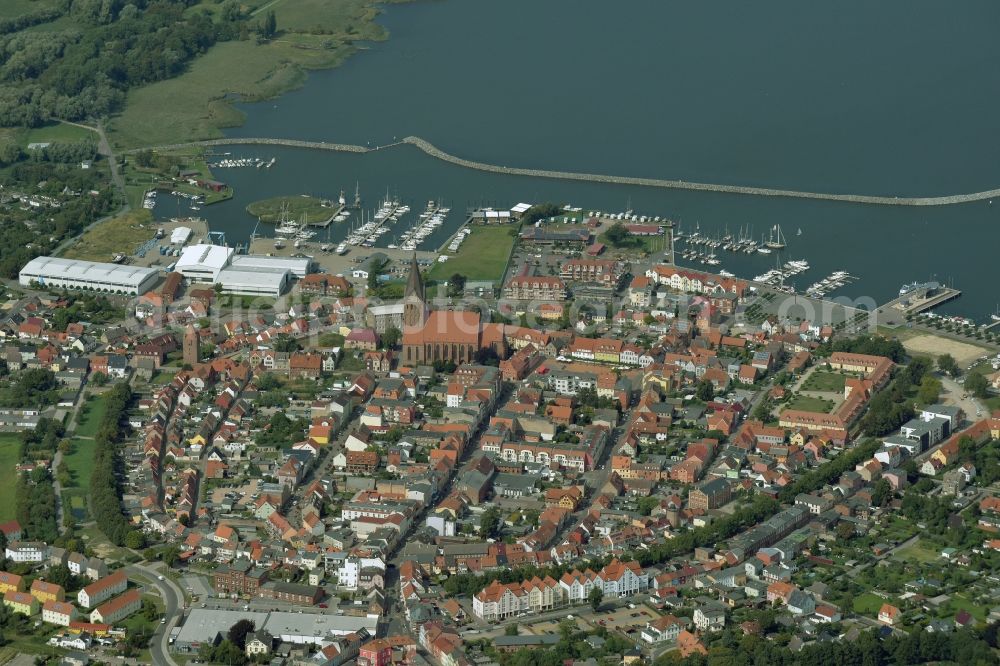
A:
108;0;409;150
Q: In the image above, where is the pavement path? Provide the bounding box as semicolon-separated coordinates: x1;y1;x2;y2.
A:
52;448;64;532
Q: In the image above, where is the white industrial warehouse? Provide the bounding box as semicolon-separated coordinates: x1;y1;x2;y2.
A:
174;244;314;296
19;256;159;295
171;609;378;653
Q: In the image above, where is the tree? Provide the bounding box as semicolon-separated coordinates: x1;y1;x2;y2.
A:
604;222;640;248
589;586;603;611
381;326;401;350
261;9;276;38
90;371;108;386
938;353;959;377
504;623;519;636
447;273;466;297
480;507;501;539
966;372;990;399
160;545;181;567
46;564;73;589
695;379;714;402
636;496;660;516
228;619;255;649
871;478;892;507
271;335;301;353
917;374;942;405
834;521;855;541
125;530;146;549
752;397;774;423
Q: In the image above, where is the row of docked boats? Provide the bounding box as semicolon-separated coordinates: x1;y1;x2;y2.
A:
393;200;448;252
344;197;411;249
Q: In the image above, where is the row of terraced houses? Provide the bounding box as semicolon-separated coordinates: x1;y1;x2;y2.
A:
471;559;648;621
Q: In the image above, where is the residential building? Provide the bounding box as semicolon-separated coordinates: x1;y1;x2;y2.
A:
78;571;127;609
693;602;727;631
0;572;24;595
90;589;142;624
5;541;47;563
245;630;273;657
3;591;38;616
641;615;686;644
42;600;78;626
689;478;733;511
30;580;64;605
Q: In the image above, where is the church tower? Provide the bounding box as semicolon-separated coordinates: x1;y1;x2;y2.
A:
402;253;427;328
183;324;199;366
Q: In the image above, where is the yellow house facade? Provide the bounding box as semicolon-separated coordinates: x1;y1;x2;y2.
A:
0;572;24;595
4;591;39;616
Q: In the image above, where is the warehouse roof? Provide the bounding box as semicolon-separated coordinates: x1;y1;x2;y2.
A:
20;257;158;288
216;267;290;288
176;244;234;272
231;255;313;275
174;609;377;645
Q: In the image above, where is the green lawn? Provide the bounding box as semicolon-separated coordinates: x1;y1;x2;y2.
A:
598;230;668;256
428;225;515;282
61;395;108;502
63;439;96;486
0;435;20;522
785;394;836;413
892;540;940;564
21;122;97;148
853;592;887;616
73;394;108;439
942;594;988;622
150;370;180;385
801;370;847;393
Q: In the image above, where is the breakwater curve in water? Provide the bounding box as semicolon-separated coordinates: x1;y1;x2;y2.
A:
138;136;1000;207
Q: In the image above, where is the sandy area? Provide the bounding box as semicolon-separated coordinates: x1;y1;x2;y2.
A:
902;334;988;366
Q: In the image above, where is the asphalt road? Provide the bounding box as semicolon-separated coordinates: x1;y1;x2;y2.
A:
128;562;183;666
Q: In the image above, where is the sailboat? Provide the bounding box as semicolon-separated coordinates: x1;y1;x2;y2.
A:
757;233;772;254
797;228;802;236
766;224;787;249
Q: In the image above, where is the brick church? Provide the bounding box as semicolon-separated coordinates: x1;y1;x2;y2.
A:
401;255;505;365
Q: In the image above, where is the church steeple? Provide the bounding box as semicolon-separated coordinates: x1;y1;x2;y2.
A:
404;253;425;303
403;253;427;328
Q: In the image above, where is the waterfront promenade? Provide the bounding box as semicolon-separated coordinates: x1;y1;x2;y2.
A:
138;136;1000;207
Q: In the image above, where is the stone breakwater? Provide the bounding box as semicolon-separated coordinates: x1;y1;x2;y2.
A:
139;136;1000;207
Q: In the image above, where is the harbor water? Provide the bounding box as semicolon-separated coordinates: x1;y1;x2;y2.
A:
160;0;1000;321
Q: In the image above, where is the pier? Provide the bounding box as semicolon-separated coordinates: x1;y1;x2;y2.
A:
308;203;347;228
139;136;1000;208
876;287;962;326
